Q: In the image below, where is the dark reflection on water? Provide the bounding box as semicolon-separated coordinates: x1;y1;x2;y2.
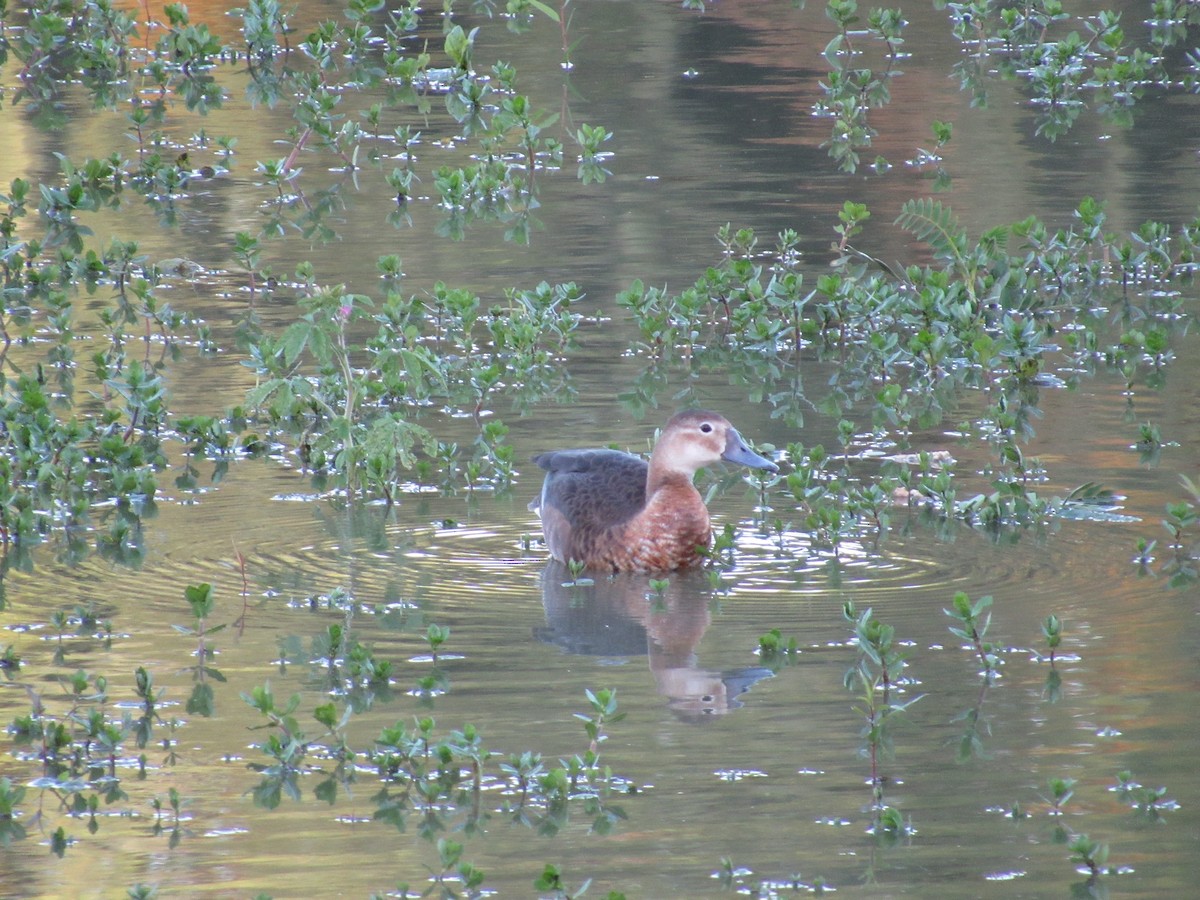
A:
536;562;774;717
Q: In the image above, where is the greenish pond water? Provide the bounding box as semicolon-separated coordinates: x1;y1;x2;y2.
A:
2;1;1200;897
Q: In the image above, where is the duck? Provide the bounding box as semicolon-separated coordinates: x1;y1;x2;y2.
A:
530;409;778;573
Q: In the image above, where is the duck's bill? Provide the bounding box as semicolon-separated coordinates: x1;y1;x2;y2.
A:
722;430;779;473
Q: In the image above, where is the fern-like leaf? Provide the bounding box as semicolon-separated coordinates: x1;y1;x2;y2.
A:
895;198;968;264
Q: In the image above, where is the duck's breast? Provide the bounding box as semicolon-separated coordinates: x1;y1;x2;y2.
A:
618;482;713;572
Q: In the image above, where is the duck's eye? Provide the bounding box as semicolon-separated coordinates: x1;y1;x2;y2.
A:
700;422;713;433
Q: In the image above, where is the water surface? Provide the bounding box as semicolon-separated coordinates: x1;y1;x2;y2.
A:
2;1;1199;897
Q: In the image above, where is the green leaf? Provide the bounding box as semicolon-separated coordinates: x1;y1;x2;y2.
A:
306;323;332;367
823;34;845;68
895;198;968;263
279;321;311;367
313;702;338;729
527;0;559;22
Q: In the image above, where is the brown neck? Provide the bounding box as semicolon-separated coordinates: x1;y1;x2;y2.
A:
646;458;696;496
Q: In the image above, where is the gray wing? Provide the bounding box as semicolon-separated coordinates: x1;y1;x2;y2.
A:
532;449;647;533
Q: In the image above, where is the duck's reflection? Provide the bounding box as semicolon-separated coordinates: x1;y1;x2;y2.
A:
534;562;772;718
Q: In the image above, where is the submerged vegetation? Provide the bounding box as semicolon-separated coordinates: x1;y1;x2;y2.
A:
0;0;1197;895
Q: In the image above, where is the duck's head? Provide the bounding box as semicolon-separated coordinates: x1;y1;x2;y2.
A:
653;410;778;477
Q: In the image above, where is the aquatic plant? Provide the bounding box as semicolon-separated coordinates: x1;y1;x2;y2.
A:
0;776;27;847
242;681;323;807
568;688;625;798
410;624;452;699
1133;475;1200;587
1112;769;1178;821
4;661;156;855
756;627;800;669
811;0;1200;172
148;787;185;847
945;591;1001;679
1043;776;1076;817
611;192;1200;552
534;862;625;900
563;557;594;586
424;623;451;662
842;602;921;836
1040;614;1063;663
174;583;226;717
8;51;1197;550
1067;832;1114;879
4;154;1196;586
815;0;904;173
419;837;487;898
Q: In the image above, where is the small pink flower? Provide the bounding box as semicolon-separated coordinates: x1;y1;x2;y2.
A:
337;304;352;322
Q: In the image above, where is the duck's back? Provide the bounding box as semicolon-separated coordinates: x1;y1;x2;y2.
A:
533;448;712;572
532;449;648;545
